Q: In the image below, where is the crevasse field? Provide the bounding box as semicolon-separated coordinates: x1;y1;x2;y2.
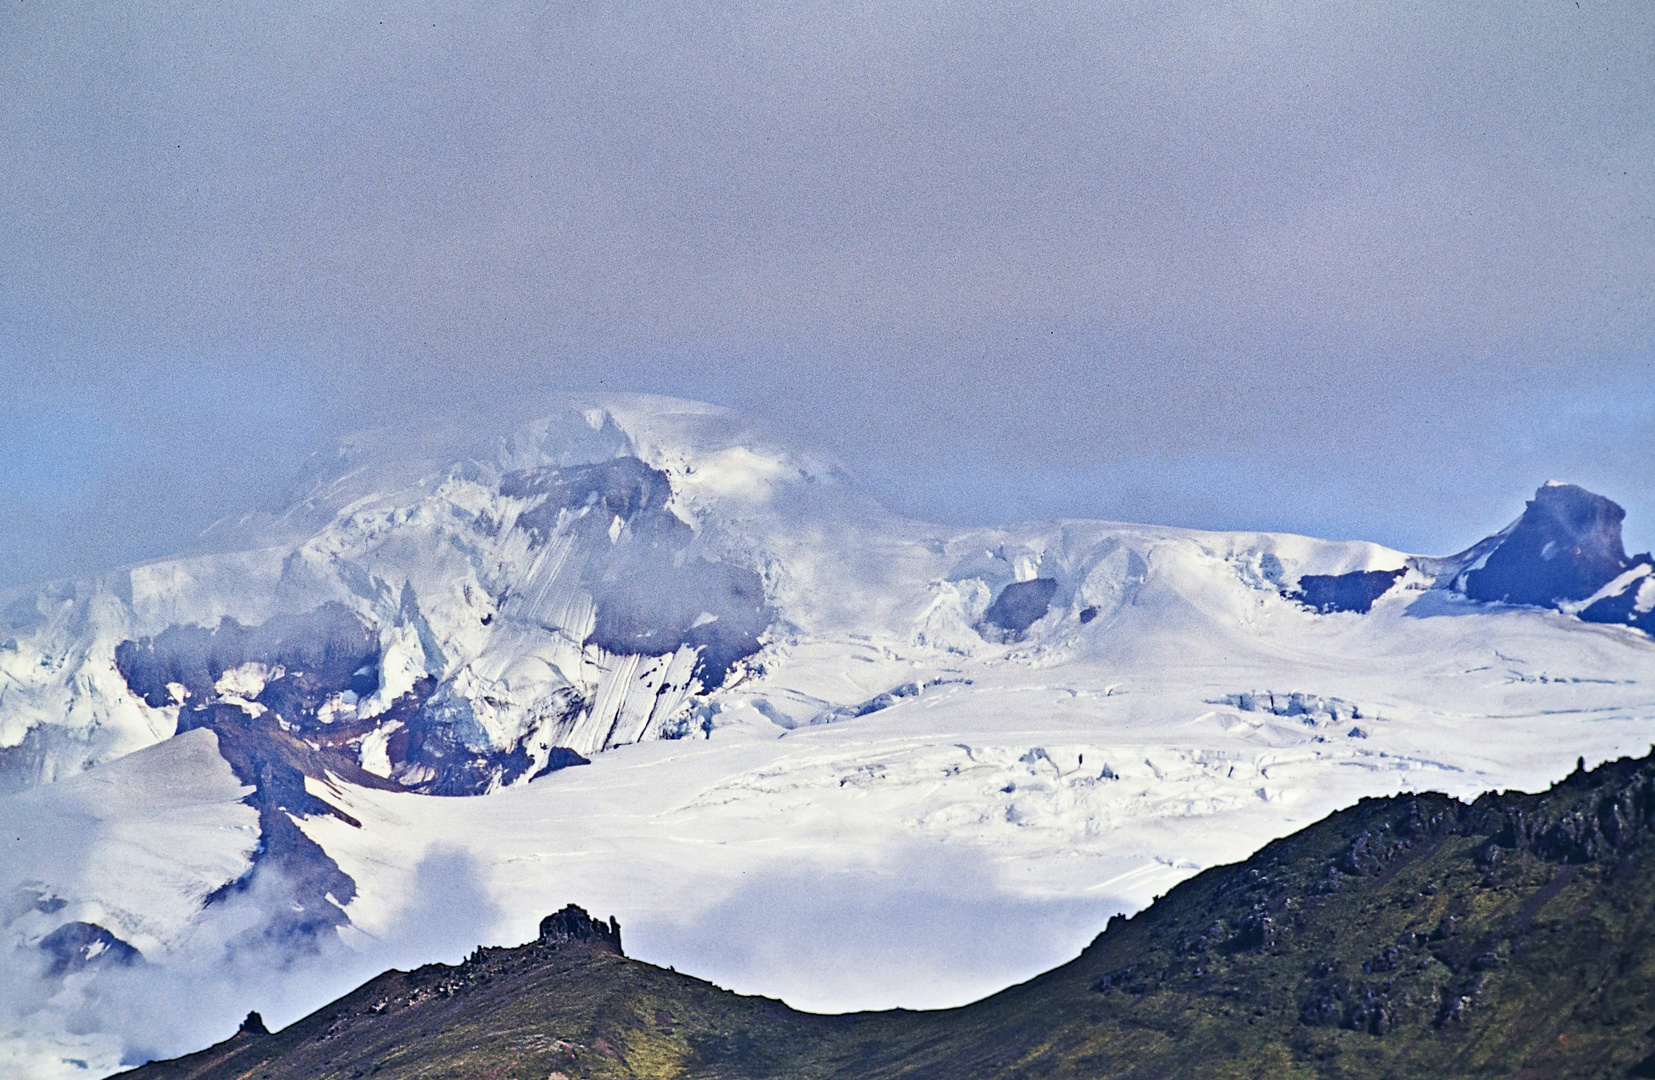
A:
2;395;1652;1077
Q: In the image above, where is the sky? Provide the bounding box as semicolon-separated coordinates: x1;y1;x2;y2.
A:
1;1;1652;588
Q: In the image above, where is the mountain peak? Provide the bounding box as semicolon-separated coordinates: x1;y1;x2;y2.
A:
1461;482;1631;606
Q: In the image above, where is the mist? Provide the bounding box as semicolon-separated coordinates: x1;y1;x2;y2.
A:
624;845;1128;1013
1;1;1651;581
0;846;504;1078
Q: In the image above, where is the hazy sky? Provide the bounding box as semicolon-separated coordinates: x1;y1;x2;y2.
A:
2;1;1651;587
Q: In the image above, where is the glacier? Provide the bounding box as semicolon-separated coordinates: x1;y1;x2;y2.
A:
1;394;1653;1077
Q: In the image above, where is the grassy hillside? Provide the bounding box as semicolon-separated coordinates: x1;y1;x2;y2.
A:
121;750;1655;1079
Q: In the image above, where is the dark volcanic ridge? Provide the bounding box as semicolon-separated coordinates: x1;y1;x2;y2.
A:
1285;482;1655;633
1460;483;1637;607
121;747;1655;1080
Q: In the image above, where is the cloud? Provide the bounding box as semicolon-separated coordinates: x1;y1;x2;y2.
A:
3;835;1110;1068
623;843;1127;1012
350;845;506;974
0;1;1650;581
0;846;503;1078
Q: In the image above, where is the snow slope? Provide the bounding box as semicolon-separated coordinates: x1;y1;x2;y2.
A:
2;395;1653;1076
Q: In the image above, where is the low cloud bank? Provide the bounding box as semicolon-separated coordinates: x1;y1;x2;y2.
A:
0;847;501;1079
625;844;1128;1013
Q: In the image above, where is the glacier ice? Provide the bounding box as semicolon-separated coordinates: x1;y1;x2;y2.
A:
2;396;1655;1075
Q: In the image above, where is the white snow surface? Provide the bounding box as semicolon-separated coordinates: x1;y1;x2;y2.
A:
2;394;1654;1077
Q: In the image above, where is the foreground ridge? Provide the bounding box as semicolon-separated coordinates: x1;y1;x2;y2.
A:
120;749;1655;1079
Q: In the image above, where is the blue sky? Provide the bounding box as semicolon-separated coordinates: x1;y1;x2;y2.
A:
1;1;1650;587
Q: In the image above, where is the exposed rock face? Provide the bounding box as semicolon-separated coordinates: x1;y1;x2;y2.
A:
1289;568;1406;614
115;604;380;713
530;746;592;780
1462;483;1634;606
114;605;458;793
38;921;142;976
502;457;773;690
502;456;676;547
980;578;1058;638
537;904;623;955
808;678;970;727
196;713;368;942
1577;563;1655;636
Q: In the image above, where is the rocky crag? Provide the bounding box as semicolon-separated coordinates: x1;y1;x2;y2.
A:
1291;482;1655;634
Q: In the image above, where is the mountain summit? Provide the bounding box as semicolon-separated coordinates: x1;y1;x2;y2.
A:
1462;482;1643;606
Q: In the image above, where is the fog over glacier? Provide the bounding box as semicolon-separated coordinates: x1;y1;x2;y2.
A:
1;1;1651;587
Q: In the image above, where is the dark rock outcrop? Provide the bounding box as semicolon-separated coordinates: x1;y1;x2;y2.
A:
981;578;1059;638
1289;568;1406;614
537;904;623;955
1577;563;1655;636
196;714;370;942
115;605;379;712
502;456;773;689
503;457;677;545
1461;483;1634;607
38;921;142;976
529;746;592;781
810;678;971;726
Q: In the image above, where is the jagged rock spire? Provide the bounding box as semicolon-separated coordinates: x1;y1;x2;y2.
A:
537;904;623;955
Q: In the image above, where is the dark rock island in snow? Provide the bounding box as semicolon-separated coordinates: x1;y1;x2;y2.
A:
1282;482;1654;636
1289;568;1407;615
1461;482;1643;607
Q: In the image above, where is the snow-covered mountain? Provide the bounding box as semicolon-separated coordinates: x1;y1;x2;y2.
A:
3;395;1653;1077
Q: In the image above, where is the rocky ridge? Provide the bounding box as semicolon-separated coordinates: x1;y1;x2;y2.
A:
1289;482;1655;634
